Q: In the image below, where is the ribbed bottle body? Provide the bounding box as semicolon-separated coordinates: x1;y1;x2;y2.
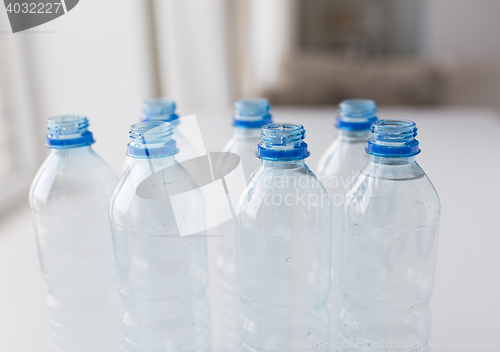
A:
110;157;212;352
237;158;332;351
30;146;123;352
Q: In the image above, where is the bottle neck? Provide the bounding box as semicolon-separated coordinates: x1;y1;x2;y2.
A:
367;119;420;157
128;121;178;158
233;127;261;139
257;123;309;161
370;155;416;165
50;145;92;156
336;128;371;142
130;154;177;171
262;159;305;169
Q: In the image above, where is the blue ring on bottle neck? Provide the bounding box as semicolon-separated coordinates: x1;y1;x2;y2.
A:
233;114;272;128
257;142;310;161
335;116;378;131
336;99;378;131
257;123;310;161
366;119;421;157
45;115;95;149
127;121;179;158
127;139;179;158
141;113;180;126
366;139;420;157
46;131;95;148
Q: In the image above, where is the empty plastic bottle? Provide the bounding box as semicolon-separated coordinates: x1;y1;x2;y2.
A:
109;121;212;351
215;98;272;351
316;99;377;341
123;98;198;171
29;116;123;352
222;98;273;178
236;123;332;351
338;120;441;351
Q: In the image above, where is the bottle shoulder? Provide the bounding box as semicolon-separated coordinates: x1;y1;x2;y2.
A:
345;161;441;229
111;160;190;202
237;164;332;233
30;149;118;212
110;160;204;228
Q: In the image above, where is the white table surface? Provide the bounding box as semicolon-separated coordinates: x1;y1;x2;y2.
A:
1;107;499;351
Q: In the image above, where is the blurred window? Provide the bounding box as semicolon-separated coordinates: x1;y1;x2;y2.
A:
298;0;424;58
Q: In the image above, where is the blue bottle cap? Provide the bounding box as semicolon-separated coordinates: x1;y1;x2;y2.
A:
336;99;378;131
257;123;310;161
233;98;273;128
141;98;180;125
366;119;421;157
46;115;95;149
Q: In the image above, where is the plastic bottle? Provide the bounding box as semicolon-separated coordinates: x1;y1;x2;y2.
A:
236;123;332;351
338;120;441;351
222;98;273;178
109;121;212;351
215;98;272;351
123;98;197;171
316;99;377;340
29;115;123;352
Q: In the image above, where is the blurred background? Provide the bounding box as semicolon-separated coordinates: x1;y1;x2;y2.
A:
0;0;499;180
0;0;499;351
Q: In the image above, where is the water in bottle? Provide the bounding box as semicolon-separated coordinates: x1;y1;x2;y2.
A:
236;123;332;351
109;121;212;351
29;115;123;352
338;120;441;351
123;98;198;171
316;99;377;340
215;98;272;351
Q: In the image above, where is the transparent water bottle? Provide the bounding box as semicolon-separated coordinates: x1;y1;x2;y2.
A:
29;116;123;352
109;121;212;351
123;98;197;171
216;98;272;351
338;120;441;351
316;99;377;341
236;123;332;351
222;98;272;178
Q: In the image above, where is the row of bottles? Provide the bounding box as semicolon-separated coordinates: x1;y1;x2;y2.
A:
29;98;440;352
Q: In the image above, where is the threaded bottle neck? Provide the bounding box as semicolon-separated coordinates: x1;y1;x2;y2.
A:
257;123;310;161
366;119;420;157
141;98;179;125
233;98;272;128
46;115;95;149
336;99;378;131
127;121;179;159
